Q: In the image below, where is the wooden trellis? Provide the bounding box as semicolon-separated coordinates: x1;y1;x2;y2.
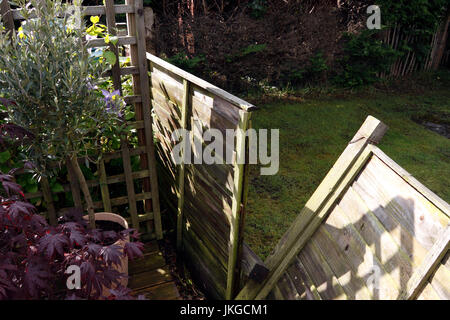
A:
1;0;162;239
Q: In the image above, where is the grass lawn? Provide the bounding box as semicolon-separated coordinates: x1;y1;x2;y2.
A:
244;71;450;260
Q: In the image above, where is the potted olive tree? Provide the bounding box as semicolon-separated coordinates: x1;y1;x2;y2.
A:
0;0;129;249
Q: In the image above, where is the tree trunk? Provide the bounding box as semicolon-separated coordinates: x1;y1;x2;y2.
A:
432;7;450;70
70;155;96;229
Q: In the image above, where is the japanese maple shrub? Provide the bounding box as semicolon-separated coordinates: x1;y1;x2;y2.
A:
0;0;126;228
0;115;144;299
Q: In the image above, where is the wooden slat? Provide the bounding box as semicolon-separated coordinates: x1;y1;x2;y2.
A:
83;4;135;16
104;66;139;77
337;186;415;293
85;35;137;48
129;251;165;274
298;241;348;300
121;141;139;228
132;281;180;300
286;258;321;300
402;226;450;299
98;159;112;212
277;273;301;300
417;282;442;300
310;223;374;299
429;263;450;299
125;212;154;225
183;227;228;283
124;95;142;104
182;231;226;299
241;243;269;284
102;146;146;161
129;265;172;290
370;146;450;217
360;155;447;250
317;204;399;299
10;5;136;20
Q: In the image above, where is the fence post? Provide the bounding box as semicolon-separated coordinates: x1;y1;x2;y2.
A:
0;0;14;35
104;0;122;93
176;79;190;251
226;110;251;299
126;0;163;239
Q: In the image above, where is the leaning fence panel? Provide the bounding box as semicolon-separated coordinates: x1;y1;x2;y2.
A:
147;52;258;299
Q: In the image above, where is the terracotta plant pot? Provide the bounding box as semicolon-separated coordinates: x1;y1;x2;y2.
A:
84;212;130;298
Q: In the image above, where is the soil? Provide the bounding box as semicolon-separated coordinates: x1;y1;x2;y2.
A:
154;1;362;92
95;220;126;246
95;220;125;233
159;237;206;300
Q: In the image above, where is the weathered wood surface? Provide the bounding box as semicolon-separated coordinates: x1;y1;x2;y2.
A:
235;116;449;300
148;52;256;299
127;0;163;239
129;241;180;300
237;116;388;300
147;53;257;112
0;0;14;34
255;131;449;300
241;243;270;284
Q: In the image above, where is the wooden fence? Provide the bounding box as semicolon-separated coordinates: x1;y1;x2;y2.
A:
380;12;450;77
0;0;162;239
237;116;450;300
146;52;265;299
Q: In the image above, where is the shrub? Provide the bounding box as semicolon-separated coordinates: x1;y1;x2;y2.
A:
334;30;398;87
0;121;144;300
166;51;205;75
0;0;126;227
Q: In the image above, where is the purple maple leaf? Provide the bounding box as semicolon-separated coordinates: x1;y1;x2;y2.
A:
69;229;86;247
100;244;122;266
0;97;15;107
7;201;36;219
80;261;96;281
2;180;23;196
108;286;134;300
85;243;102;257
23;260;51;297
38;233;69;258
124;241;144;260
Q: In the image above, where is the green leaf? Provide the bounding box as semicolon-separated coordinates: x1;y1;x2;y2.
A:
25;184;38;193
51;182;64;193
103;50;117;66
0;150;11;164
110;36;118;46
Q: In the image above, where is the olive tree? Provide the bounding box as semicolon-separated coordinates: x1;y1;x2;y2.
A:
0;0;125;228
